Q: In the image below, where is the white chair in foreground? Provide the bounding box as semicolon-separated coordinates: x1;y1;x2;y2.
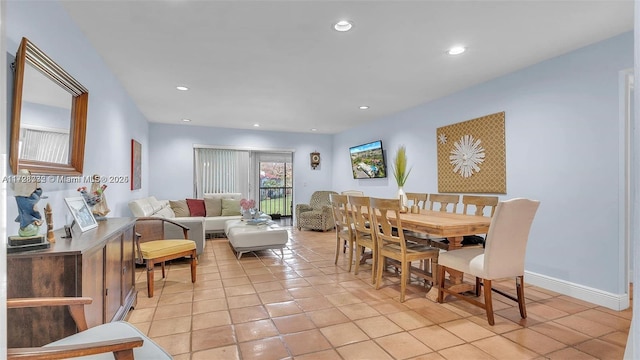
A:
437;198;540;325
7;297;172;359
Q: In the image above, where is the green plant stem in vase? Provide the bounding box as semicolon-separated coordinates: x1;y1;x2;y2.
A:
393;145;411;211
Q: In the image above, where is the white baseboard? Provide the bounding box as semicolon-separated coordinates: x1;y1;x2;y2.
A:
525;271;630;311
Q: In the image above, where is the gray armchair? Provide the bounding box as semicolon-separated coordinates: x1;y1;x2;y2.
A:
296;190;338;231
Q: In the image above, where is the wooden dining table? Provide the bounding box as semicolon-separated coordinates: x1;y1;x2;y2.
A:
398;209;491;251
385;209;492;299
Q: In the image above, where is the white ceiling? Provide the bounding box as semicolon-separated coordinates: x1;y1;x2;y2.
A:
60;0;633;134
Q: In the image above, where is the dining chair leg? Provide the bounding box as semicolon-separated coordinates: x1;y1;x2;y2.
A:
347;240;354;273
516;275;527;319
475;277;481;296
400;260;410;302
483;279;495;325
354;245;362;275
190;251;197;283
146;260;155;298
334;235;340;265
375;253;384;290
370;254;376;285
437;265;446;303
161;261;166;278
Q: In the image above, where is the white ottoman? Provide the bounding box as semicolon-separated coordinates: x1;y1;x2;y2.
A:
225;220;289;259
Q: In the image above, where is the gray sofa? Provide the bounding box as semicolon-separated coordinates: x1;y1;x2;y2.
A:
128;193;243;255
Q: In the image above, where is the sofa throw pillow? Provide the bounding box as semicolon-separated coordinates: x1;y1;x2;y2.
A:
170;200;190;217
221;199;241;216
204;197;222;217
186;198;206;217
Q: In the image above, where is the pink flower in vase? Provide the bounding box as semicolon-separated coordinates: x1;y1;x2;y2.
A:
240;198;256;211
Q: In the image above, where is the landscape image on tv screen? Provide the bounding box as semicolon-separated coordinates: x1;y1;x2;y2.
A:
349;140;387;179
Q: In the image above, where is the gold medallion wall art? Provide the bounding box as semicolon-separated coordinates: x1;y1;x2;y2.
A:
437;111;506;193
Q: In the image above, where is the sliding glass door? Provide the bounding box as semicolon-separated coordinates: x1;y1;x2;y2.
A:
257;154;293;218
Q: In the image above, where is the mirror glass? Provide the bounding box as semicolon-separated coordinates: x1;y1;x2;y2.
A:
10;37;88;176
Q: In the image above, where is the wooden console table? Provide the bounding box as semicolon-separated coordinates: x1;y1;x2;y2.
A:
7;217;138;347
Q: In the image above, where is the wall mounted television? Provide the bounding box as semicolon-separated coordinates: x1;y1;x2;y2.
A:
349;140;387;179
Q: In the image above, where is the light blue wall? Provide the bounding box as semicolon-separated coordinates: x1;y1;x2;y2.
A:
148;124;334;205
5;0;149;235
333;32;634;295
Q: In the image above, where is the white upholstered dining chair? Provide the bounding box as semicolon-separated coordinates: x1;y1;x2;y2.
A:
437;198;540;325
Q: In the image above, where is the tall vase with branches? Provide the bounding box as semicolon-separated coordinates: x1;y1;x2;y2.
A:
392;145;411;210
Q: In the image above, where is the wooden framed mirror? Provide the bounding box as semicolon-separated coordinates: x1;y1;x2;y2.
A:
10;37;88;176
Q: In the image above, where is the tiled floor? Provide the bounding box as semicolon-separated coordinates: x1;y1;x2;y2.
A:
127;226;631;359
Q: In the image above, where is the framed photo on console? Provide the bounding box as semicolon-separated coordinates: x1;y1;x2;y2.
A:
64;196;98;232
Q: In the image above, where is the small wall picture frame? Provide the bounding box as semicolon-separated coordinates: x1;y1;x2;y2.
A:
310;152;320;169
64;196;98;232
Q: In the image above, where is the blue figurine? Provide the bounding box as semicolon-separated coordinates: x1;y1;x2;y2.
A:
13;170;43;237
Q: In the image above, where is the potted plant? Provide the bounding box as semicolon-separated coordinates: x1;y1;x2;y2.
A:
392;145;411;210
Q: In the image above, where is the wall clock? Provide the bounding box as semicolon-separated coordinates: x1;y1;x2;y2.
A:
310;152;320;169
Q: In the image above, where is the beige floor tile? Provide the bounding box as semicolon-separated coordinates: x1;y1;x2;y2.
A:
375;332;433;359
538;297;590;314
192;298;228;314
229;304;269;323
234;319;279;342
148;317;192;338
553;315;616;337
320;322;370;347
437;343;495;360
265;300;303;317
282;329;333;356
252;280;285;292
296;296;335;312
386;310;434;330
574;338;626;359
545;347;598;360
152;332;192;357
529;321;591;346
259;289;294;303
439;319;495;342
222;276;251;287
525;302;570;320
126;307;155;323
272;313;316;334
153;302;193;320
225;284;256;297
502;328;566;355
574;308;632;331
191;324;236;351
227;293;261;309
472;335;538;359
191;345;240;360
192;309;231;330
339;302;381;320
294;349;342;360
288;286;324;299
336;339;394;359
238;336;290;359
600;331;630;348
307;307;351;327
355;315;404;338
410;325;465;351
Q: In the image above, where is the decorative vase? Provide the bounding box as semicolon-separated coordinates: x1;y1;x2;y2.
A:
242;208;256;220
397;187;408;211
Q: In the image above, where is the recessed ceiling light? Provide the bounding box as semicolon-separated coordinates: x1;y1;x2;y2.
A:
447;46;466;55
176;86;189;91
334;20;353;32
181;118;191;122
359;105;369;110
311;128;318;132
253;123;260;127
